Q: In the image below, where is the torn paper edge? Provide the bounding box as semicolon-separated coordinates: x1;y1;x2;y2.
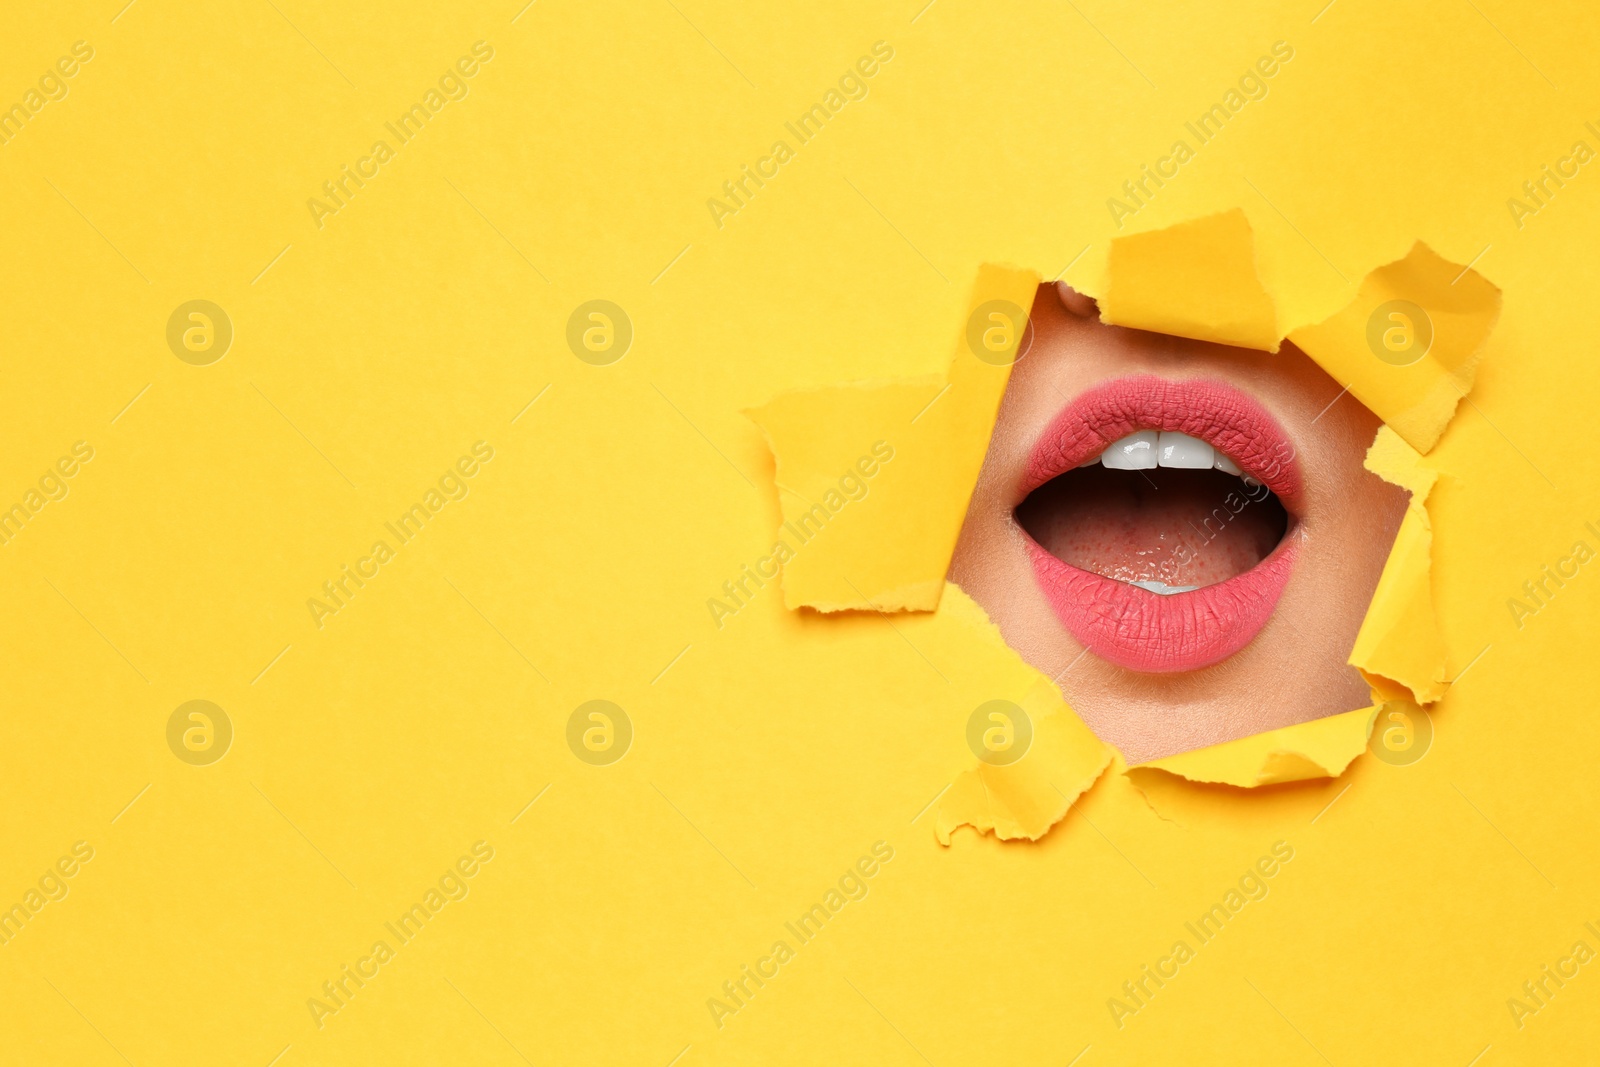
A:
743;214;1497;835
1348;425;1449;704
1128;706;1379;789
745;264;1036;613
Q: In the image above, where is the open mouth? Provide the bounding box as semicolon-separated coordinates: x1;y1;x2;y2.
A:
1016;376;1303;673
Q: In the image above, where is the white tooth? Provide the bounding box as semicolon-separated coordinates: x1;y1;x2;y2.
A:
1157;431;1214;469
1129;580;1200;595
1078;455;1101;468
1214;453;1243;476
1101;430;1158;470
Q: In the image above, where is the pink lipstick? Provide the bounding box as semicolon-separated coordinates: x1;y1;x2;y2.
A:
1019;377;1302;673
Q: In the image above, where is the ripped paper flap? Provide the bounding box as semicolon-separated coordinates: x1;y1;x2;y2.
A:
934;586;1113;843
1349;426;1449;704
747;265;1038;612
1100;209;1280;352
1131;705;1378;788
1289;241;1502;454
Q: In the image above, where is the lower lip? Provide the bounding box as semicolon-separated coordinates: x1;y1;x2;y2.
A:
1025;536;1297;672
1021;377;1302;673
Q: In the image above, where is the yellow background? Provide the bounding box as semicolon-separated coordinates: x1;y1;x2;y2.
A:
1;0;1596;1063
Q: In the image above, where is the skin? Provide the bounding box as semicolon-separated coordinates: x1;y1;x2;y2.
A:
949;282;1408;763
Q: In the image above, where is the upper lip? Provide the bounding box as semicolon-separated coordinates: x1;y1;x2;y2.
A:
1018;376;1303;674
1023;376;1303;510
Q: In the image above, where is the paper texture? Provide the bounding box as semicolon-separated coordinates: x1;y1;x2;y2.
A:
1349;426;1450;704
749;215;1485;800
3;4;1586;1064
747;265;1037;612
932;588;1113;843
1290;243;1502;454
1133;706;1378;788
1100;209;1280;351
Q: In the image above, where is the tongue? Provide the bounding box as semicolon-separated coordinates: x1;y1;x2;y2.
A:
1016;466;1288;589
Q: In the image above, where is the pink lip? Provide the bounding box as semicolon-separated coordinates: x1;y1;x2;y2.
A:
1021;377;1303;673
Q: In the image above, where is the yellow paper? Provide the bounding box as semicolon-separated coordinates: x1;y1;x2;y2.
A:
1132;706;1378;789
1100;209;1280;351
745;264;1037;612
746;217;1480;790
932;588;1112;843
1349;426;1450;704
5;3;1593;1064
1289;242;1502;454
